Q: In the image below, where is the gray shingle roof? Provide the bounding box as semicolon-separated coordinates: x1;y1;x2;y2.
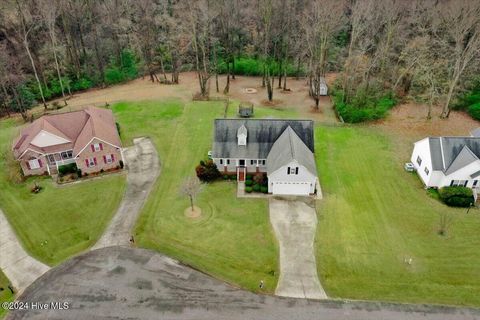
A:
444;145;479;175
470;128;480;137
212;119;314;159
266;126;317;176
428;137;480;174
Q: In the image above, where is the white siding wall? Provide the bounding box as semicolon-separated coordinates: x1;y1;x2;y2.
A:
212;158;267;174
411;138;439;187
411;139;480;188
268;160;317;194
439;160;480;188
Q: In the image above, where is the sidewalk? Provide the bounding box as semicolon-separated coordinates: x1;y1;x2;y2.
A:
0;209;50;294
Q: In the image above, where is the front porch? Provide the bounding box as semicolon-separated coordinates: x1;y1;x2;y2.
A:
45;151;76;175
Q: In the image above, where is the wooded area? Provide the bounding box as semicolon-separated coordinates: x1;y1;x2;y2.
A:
1;0;479;122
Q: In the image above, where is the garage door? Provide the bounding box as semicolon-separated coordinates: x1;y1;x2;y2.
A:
272;182;311;196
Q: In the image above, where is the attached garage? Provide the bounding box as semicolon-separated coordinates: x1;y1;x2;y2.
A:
271;182;312;196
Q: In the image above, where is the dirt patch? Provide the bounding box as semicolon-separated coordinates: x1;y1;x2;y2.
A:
184;206;202;219
27;72;340;124
372;102;480;161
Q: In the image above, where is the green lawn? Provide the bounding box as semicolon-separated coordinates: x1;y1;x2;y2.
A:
316;125;480;306
0;271;14;319
0;118;126;265
113;100;284;292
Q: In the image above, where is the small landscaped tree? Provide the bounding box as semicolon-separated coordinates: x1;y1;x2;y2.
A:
180;176;202;211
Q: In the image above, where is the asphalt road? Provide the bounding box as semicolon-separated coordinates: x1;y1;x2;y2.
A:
6;247;480;320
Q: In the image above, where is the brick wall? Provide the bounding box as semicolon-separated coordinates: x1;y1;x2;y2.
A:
76;139;123;175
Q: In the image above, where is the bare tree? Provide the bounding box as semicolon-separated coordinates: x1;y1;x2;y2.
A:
38;0;67;106
434;0;480;118
303;0;345;109
15;0;48;109
180;176;202;211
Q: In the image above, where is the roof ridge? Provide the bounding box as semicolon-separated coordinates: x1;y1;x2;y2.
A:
287;127;295;159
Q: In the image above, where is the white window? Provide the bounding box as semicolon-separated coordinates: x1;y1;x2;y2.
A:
28;159;40;169
105;154;114;164
94;143;101;152
61;150;73;159
451;180;467;187
259;160;265;166
87;157;96;167
287;167;299;175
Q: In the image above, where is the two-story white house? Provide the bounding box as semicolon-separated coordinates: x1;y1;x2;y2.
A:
212;119;318;196
411;133;480;189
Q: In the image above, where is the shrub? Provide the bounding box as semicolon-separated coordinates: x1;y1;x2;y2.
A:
58;163;78;176
223;174;229;180
116;122;121;137
245;180;253;186
333;89;396;123
246;174;253;180
468;103;480;121
438;186;474;207
119;160;124;169
195;160;221;182
245;186;253;193
253;184;261;192
261;186;268;193
253;173;267;185
229;174;237;181
71;77;93;91
76;168;82;178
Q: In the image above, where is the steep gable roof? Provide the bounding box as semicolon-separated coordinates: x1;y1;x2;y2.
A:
444;145;479;175
13;107;121;159
212;119;314;159
428;136;480;174
266;126;317;176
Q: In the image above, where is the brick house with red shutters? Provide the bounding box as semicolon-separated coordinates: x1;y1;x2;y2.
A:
12;106;124;177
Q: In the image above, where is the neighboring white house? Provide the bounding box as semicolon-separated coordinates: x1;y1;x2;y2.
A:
411;134;480;189
212;119;318;196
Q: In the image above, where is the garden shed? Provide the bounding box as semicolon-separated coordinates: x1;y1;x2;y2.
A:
238;102;254;118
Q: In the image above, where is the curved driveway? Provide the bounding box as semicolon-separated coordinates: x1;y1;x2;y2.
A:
7;247;480;320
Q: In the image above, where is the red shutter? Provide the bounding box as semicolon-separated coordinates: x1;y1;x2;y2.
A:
91;144;95;152
85;159;89;167
94;157;97;165
103;155;107;164
38;159;43;168
99;143;103;150
26;161;31;170
111;154;115;162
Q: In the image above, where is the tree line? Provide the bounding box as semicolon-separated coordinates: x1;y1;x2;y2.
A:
1;0;479;122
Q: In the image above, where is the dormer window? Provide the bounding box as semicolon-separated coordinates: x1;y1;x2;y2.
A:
237;125;247;146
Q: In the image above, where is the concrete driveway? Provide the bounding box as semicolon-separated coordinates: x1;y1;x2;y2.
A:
8;246;480;320
92;137;159;249
269;197;327;299
0;209;50;294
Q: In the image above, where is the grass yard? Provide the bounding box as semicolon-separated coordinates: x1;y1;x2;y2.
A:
316;125;480;306
113;100;287;293
0;118;126;265
0;271;14;319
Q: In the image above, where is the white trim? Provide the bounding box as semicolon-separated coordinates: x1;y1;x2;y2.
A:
75;137;121;157
18;148;45;160
439;137;446;171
